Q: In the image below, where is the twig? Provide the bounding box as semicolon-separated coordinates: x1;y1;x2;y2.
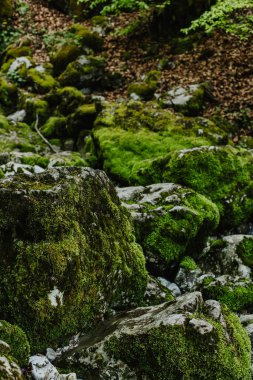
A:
34;113;57;153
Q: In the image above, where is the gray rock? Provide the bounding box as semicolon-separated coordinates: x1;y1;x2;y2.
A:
8;56;32;74
175;266;202;292
157;277;181;297
7;110;26;124
0;356;24;380
29;355;77;380
199;235;252;278
240;315;253;326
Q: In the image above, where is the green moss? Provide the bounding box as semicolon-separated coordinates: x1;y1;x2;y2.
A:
0;115;10;130
0;76;17;108
127;82;157;100
159;146;253;228
90;101;227;185
58;55;106;88
27;68;58;94
21;95;49;123
0;320;30;365
70;24;103;51
143;191;219;264
0;168;147;352
236;237;253;267
41;116;67;138
67;103;97;136
51;44;83;75
104;306;251;379
203;281;253;312
4;46;31;63
20;155;50;168
53;86;86;115
180;256;199;271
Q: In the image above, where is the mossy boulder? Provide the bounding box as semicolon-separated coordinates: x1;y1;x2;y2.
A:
27;68;58;94
3;46;31;64
128;70;160;100
159;83;208;116
0;76;17;108
47;86;86;115
67;103;97;136
117;183;219;269
55;292;251;380
88;100;228;185
70;24;103;51
51;44;83;75
58;55;107;89
0;0;13;21
155;146;253;229
20;94;49;123
0;321;30;365
40;116;67;138
0;167;147;351
199;235;253;278
127;81;157;100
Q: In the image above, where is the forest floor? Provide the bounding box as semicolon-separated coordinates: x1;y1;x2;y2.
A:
13;0;253;133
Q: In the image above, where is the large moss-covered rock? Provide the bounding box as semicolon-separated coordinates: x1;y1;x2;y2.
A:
55;292;251;380
0;167;147;351
117;183;219;269
88;100;228;185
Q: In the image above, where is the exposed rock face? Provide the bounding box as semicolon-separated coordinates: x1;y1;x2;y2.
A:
0;167;147;351
117;183;219;269
55;292;251;380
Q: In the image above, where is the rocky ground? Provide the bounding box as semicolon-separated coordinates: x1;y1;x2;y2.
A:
1;0;253;379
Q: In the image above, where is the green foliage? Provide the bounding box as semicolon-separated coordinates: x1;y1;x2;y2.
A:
78;0;150;14
0;27;21;53
180;256;199;271
183;0;253;39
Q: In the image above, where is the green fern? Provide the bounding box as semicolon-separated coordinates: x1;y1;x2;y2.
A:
183;0;253;38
